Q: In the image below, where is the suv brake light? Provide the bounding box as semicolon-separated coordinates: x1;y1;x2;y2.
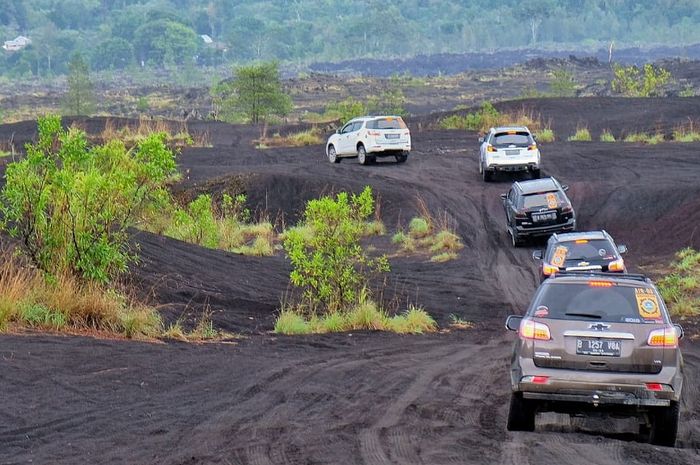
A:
487;145;497;152
527;144;537;151
648;326;678;347
542;263;559;276
519;318;551;340
608;258;625;272
561;205;573;213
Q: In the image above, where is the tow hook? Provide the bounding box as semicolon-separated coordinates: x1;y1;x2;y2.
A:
592;394;600;407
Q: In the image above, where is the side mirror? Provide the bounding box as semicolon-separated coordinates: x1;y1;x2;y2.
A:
532;250;543;260
674;324;684;340
335;128;341;134
478;137;484;143
505;315;523;331
561;184;570;192
533;134;538;141
617;244;628;254
500;193;507;200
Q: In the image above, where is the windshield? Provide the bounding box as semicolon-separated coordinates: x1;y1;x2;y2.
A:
547;239;617;262
493;132;531;147
367;117;406;130
521;191;565;209
533;282;665;324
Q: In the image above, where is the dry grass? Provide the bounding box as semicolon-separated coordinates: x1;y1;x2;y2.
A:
86;117;211;148
672;120;700;142
258;128;323;148
0;253;162;337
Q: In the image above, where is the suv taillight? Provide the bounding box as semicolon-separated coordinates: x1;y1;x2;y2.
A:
561;205;573;213
487;145;497;152
527;144;537;151
519;318;551;340
647;326;678;347
367;130;380;136
542;263;559;276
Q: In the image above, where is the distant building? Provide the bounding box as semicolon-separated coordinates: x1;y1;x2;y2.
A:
200;34;214;44
3;35;31;52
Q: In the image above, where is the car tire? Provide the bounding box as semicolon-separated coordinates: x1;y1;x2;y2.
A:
649;401;680;447
327;145;340;164
358;145;370;165
395;153;408;163
482;166;492;182
506;393;536;432
532;168;541;179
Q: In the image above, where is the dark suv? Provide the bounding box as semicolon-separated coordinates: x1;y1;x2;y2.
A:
501;177;575;247
533;230;628;281
505;272;684;446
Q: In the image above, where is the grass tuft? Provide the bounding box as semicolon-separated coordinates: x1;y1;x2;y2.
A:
568;127;592;141
274;310;311;334
600;130;616;142
408;217;431;238
430;252;458;263
657;248;700;318
536;128;555;143
623;132;664;144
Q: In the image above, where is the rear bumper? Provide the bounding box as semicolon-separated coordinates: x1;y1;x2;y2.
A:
486;161;539;172
367;144;411;155
515;218;576;237
522;390;670;407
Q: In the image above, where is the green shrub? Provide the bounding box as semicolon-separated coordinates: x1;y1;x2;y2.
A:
274;309;310;334
657;248;700;318
283;186;389;313
536;128;555;142
611;64;671;97
408;217;431;238
19;303;67;329
324;97;368;124
568;128;592;141
600;130;616;142
364;220;386;236
388;305;437;334
672;125;700;142
0;115;177;282
438;101;500;131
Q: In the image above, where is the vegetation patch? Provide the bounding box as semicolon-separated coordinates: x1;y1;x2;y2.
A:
567;127;592;141
600;130;616;142
611;64;671;97
623;132;664;144
257;128;323;148
394;204;464;262
672;122;700;142
438;102;541;132
0;253;161;338
657;248;700;318
143;193;276;256
536;128;555;143
93;117;211;148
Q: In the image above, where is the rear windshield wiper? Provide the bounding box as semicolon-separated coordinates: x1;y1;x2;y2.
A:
564;312;602;319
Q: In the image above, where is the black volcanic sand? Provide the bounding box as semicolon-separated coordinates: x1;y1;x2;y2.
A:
1;97;700;464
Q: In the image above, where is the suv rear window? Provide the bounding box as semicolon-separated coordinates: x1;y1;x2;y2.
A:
367;117;406;130
547;239;617;261
533;282;665;324
493;132;531;147
521;191;565;209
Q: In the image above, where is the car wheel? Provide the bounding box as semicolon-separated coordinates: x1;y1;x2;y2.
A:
478;160;483;174
532;168;541;179
482;167;492;182
327;145;340;164
357;145;369;165
649;401;679;447
395;153;408;163
506;393;536;432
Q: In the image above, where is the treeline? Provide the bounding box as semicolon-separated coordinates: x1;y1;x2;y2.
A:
2;0;700;77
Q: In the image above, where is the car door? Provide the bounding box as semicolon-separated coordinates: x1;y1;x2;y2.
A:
479;132;490;164
337;122;355;155
505;188;518;228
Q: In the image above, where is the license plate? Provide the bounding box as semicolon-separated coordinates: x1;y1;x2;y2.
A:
385;134;400;139
576;338;621;357
506;149;520;155
533;212;556;222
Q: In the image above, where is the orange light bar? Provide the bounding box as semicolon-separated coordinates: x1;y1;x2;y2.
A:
588;281;613;287
575;239;589;244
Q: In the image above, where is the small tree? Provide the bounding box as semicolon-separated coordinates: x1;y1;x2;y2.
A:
0;115;177;282
611;64;672;97
549;68;576;97
62;53;95;115
283;186;389;313
212;61;292;137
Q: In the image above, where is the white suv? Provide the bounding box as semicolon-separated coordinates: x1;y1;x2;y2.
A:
479;126;541;182
326;116;411;165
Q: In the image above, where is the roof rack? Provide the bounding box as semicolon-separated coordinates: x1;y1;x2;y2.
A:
550;271;650;282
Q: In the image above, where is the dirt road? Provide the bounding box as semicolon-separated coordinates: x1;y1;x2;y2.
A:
1;97;699;464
